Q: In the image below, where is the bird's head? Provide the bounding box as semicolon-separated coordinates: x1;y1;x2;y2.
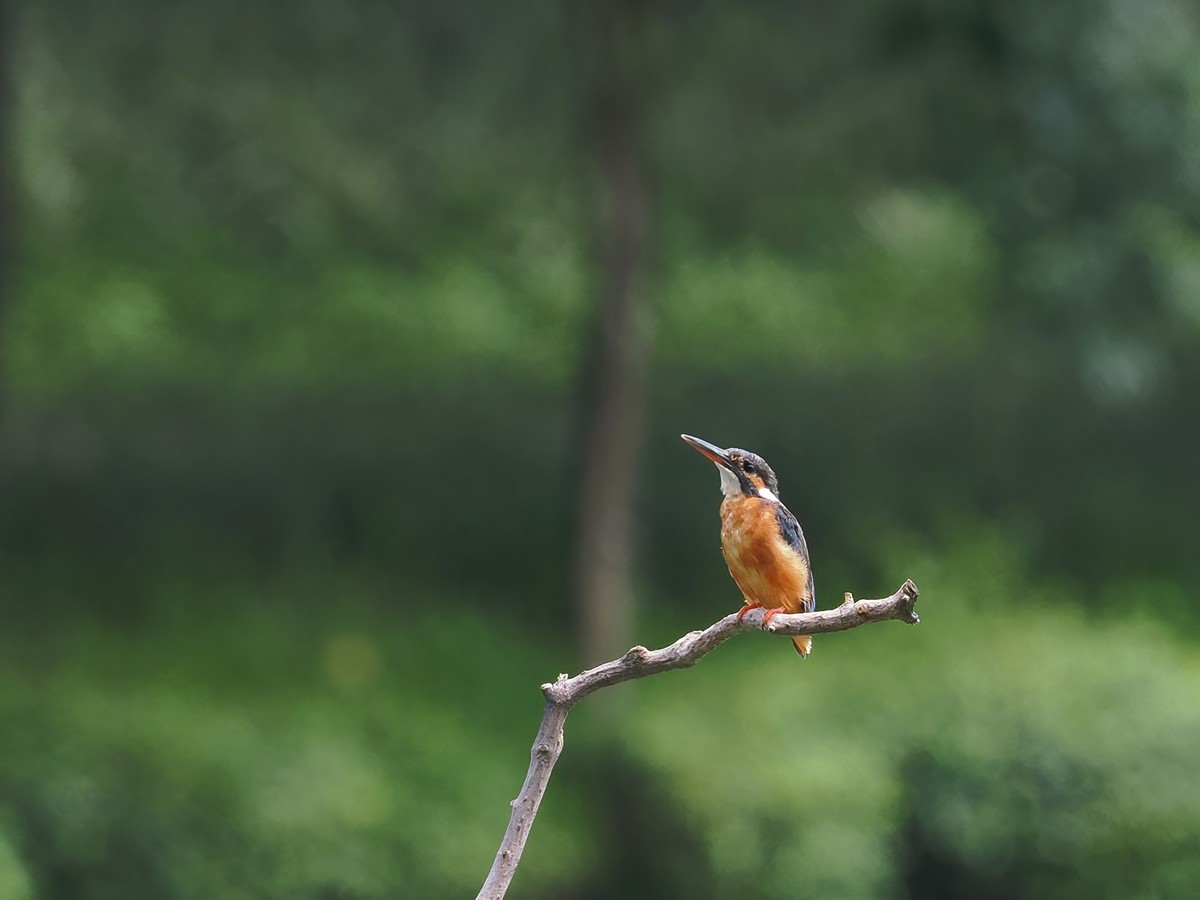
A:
681;434;780;501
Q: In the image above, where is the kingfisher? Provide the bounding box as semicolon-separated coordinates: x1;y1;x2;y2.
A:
681;434;816;657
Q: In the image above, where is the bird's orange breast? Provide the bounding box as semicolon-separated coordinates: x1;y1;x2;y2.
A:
719;495;811;613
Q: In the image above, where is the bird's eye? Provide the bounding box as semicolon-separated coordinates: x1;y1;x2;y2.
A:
742;461;754;472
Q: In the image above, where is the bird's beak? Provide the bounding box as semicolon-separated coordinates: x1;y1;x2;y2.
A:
680;434;733;470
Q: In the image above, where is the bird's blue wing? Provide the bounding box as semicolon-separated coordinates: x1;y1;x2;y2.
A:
774;502;816;612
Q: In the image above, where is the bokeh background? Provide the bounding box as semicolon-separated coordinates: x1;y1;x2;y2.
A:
3;1;1200;898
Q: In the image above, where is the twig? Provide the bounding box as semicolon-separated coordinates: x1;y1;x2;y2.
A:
476;579;921;900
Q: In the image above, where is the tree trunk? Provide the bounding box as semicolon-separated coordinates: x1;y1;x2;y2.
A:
573;0;651;667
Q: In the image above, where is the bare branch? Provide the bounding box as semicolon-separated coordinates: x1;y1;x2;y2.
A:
476;579;921;900
475;702;570;900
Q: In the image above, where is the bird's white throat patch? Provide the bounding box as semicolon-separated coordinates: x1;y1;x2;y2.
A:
716;464;778;503
717;465;741;497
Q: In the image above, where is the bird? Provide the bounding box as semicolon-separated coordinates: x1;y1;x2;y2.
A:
681;434;816;657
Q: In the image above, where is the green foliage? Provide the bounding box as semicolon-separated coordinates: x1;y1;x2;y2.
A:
4;535;1198;899
5;0;1200;897
626;530;1200;899
0;579;591;899
658;187;995;372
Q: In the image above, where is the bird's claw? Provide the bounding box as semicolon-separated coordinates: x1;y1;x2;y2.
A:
737;603;765;623
761;607;788;629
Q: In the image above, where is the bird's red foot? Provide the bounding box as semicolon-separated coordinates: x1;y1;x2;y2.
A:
736;603;765;623
761;607;788;627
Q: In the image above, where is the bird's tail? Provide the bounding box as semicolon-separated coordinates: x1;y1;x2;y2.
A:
792;635;812;658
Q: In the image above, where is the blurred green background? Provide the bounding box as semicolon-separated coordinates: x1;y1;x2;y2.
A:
3;1;1200;898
